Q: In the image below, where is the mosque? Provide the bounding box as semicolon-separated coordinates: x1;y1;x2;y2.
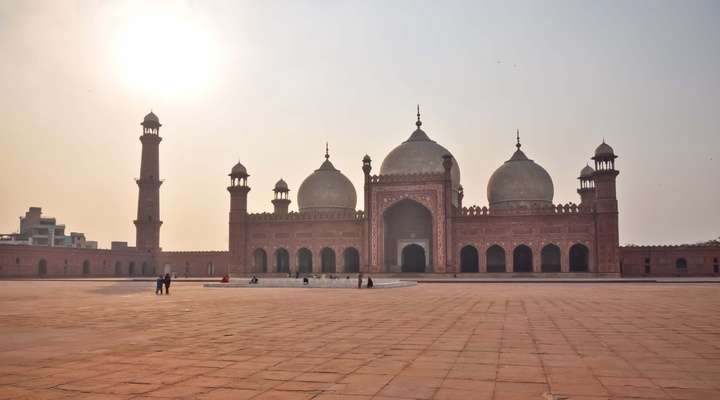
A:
0;110;718;278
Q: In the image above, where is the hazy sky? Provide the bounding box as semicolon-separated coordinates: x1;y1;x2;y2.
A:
1;0;718;250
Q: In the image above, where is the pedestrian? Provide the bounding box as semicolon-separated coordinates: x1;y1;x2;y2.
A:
163;273;172;295
357;273;363;289
367;276;374;288
295;271;299;279
155;275;163;295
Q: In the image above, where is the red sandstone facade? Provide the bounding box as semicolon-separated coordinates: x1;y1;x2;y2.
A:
1;112;718;278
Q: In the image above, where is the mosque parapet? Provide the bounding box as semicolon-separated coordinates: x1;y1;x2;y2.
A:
458;202;589;217
369;172;446;184
248;210;365;222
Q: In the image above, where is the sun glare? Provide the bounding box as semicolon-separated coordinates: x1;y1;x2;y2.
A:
113;12;220;96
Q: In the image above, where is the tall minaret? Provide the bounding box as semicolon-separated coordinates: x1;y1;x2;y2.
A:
134;111;163;251
592;140;619;274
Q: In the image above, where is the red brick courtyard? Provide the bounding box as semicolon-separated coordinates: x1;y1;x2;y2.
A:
1;281;719;400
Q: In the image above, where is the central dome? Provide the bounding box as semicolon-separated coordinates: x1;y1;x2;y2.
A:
297;150;357;213
487;139;554;210
380;112;461;205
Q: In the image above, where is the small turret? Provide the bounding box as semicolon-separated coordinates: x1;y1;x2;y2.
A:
577;164;595;210
272;179;291;215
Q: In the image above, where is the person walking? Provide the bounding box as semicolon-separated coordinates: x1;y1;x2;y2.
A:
163;273;172;295
155;275;163;295
367;276;374;288
357;273;363;289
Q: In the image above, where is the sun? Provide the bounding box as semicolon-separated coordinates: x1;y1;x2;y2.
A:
112;11;220;96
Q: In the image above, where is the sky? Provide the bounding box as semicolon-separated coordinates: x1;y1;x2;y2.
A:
0;0;718;250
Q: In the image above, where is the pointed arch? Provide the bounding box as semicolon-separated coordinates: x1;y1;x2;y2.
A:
486;245;506;272
82;260;91;275
298;248;313;274
541;244;561;272
275;248;290;273
569;244;589;272
321;247;336;273
343;247;360;273
253;248;268;273
460;245;479;273
513;245;533;273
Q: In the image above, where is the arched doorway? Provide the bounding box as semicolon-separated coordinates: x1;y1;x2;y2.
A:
207;262;215;276
569;244;589;272
401;244;426;272
321;248;336;273
114;261;122;275
486;245;506;272
254;249;267;273
676;258;687;273
298;248;312;274
383;199;432;272
513;245;533;272
82;260;90;275
343;247;360;273
276;248;290;273
541;245;561;272
38;259;47;276
460;245;479;272
129;262;136;276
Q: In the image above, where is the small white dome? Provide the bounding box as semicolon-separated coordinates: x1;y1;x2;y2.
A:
594;141;615;158
230;161;248;176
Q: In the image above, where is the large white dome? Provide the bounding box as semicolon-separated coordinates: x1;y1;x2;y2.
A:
487;145;554;210
380;118;461;205
297;155;357;213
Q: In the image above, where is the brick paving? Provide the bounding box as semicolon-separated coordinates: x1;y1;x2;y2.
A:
0;281;719;400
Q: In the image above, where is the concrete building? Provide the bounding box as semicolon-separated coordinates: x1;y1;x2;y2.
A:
0;110;718;277
1;207;96;249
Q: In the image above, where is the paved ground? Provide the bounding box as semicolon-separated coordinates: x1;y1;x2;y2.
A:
0;281;719;400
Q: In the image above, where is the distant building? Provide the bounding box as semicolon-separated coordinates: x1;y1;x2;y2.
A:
0;207;96;249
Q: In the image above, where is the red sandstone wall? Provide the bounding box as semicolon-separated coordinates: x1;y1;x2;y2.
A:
452;213;598;273
155;251;231;277
0;244;153;277
619;246;720;277
245;218;363;274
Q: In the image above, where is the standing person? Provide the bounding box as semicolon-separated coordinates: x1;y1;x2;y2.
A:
367;276;374;288
163;273;172;295
155;275;163;295
357;273;363;289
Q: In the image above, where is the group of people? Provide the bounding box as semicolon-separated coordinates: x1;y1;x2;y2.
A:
155;273;172;295
357;273;374;288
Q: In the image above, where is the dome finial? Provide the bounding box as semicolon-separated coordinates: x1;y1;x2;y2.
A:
416;104;422;128
325;142;329;160
516;129;521;150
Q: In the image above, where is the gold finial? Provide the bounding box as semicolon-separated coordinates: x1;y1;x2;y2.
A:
516;129;521;150
416;104;422;128
325;142;329;160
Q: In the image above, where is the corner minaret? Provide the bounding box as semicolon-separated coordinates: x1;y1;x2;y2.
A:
592;140;620;273
228;161;250;271
134;111;163;251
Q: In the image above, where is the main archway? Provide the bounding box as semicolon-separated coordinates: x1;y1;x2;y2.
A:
383;199;432;272
401;244;426;272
